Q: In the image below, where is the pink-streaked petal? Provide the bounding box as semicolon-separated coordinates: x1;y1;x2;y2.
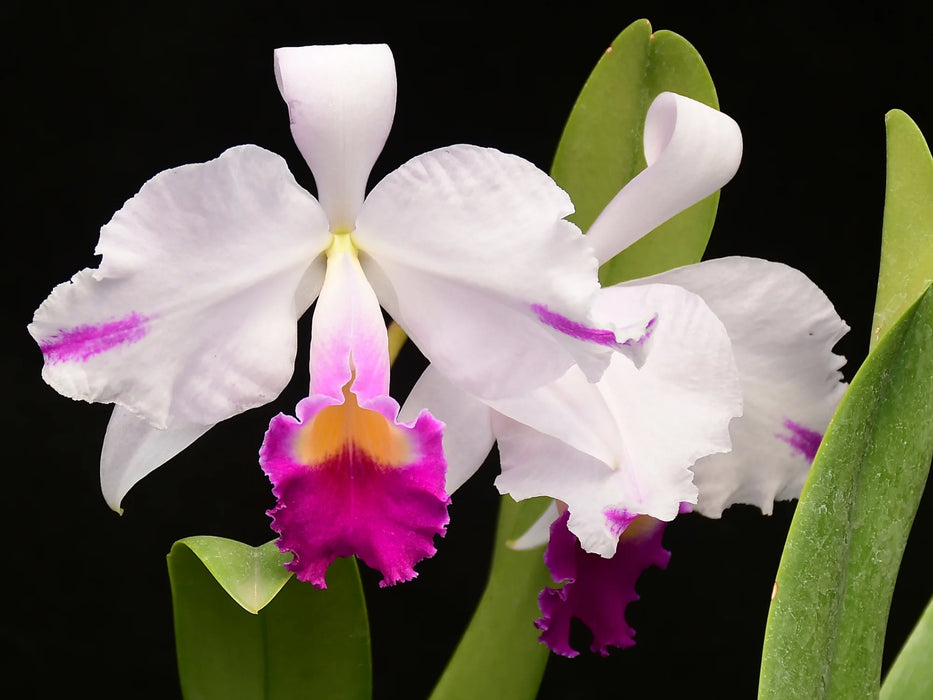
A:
399;365;494;494
641;257;848;516
308;244;390;404
493;283;741;556
586;92;743;264
274;44;396;230
508;500;561;551
536;511;670;657
100;407;212;512
356;145;625;399
29;145;330;428
260;387;449;588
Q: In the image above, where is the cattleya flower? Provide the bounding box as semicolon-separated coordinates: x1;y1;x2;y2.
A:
28;44;647;587
402;92;848;653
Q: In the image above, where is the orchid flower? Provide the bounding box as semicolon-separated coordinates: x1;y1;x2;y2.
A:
28;44;646;588
400;92;849;652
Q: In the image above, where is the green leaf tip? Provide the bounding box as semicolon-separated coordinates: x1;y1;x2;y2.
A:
169;536;292;614
550;18;721;286
872;110;933;350
759;283;933;699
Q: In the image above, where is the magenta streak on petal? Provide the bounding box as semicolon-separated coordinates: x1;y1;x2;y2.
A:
531;303;620;346
40;312;150;363
536;511;671;657
678;501;693;515
260;400;449;589
605;508;638;537
776;419;823;463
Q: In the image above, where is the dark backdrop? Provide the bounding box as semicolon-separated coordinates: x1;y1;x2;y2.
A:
4;2;933;698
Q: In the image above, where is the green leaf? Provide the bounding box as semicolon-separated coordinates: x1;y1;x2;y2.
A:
168;538;371;700
550;18;721;285
872;110;933;350
881;595;933;699
429;497;554;700
758;284;933;699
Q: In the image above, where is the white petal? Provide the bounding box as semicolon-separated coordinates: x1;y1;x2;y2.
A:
308;243;390;403
642;257;849;516
507;500;560;550
494;283;742;556
29;145;330;428
586;92;743;264
101;406;212;512
275;44;396;230
399;365;495;494
356;145;621;399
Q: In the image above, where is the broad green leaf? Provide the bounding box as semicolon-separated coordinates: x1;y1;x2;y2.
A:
550;18;721;285
872;110;933;350
168;539;370;700
429;497;554;700
881;595;933;699
758;284;933;699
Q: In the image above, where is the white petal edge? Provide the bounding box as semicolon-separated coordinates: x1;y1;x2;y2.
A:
585;92;743;264
275;44;396;230
101;406;212;512
356;144;617;399
639;257;849;516
507;500;560;550
29;145;330;428
399;365;495;494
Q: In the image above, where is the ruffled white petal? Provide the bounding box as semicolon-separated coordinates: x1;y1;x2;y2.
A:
507;500;560;551
275;44;396;230
356;145;617;399
494;283;742;556
101;406;212;512
585;92;743;264
29;145;330;428
642;257;849;516
399;365;495;494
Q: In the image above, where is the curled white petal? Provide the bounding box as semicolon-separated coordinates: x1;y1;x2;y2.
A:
586;92;743;264
275;44;396;230
641;257;848;516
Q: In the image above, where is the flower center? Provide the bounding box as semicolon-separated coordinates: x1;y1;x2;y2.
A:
327;230;359;259
293;381;413;468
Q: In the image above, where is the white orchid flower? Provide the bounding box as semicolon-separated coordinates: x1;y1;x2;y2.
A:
28;44;645;587
401;91;848;649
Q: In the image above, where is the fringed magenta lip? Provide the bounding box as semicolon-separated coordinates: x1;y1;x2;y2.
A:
536;510;671;657
260;385;449;589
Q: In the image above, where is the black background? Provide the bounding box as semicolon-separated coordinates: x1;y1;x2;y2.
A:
4;2;933;698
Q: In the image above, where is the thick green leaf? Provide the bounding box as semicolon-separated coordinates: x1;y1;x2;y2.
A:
758;284;933;699
429;497;554;700
168;539;370;700
550;18;721;285
872;110;933;350
881;595;933;699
